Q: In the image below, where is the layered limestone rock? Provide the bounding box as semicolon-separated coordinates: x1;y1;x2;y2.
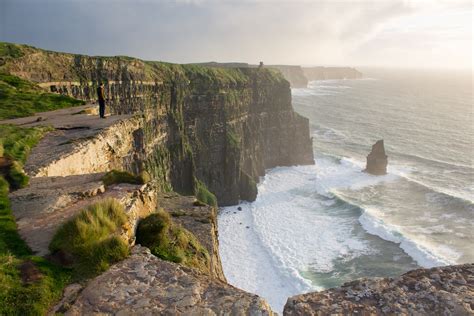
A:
284;264;474;315
364;139;388;175
66;246;275;315
1;43;314;205
303;67;362;81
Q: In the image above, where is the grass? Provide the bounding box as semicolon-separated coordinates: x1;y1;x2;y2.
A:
0;73;85;120
49;198;130;279
136;210;210;273
0;176;72;316
0;42;24;59
194;179;217;207
0;124;52;189
102;169;149;186
226;129;240;149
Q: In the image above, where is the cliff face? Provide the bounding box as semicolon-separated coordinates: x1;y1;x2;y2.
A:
267;65;308;88
303;66;363;81
1;44;314;206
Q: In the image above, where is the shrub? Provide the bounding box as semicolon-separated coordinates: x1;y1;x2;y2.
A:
49;198;129;278
102;169;148;186
136;210;210;273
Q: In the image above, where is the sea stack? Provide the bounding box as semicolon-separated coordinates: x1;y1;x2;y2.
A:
364;140;388;175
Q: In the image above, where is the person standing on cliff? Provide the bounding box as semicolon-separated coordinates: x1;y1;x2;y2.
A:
97;82;106;118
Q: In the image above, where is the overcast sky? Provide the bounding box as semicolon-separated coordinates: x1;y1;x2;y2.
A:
0;0;472;69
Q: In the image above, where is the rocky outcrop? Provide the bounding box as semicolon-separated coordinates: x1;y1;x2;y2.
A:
284;263;474;315
364;139;388;175
268;65;308;88
303;67;362;81
0;43;314;205
66;246;275;315
157;192;226;281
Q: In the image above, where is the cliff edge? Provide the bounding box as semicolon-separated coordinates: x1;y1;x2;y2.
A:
0;42;314;206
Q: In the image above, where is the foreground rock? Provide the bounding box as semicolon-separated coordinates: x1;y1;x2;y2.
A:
364;139;388;175
284;264;474;315
10;174;156;256
66;246;275;315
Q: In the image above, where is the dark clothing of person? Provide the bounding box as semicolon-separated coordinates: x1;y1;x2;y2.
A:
97;86;106;118
99;99;105;118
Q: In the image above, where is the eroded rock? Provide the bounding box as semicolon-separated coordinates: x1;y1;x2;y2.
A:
66;246;276;315
364;139;388;175
283;264;474;316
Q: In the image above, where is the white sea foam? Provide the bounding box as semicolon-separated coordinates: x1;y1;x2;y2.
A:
357;208;456;267
219;157;396;312
219;152;469;312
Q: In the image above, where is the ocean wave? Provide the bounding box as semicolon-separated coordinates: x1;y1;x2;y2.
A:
395;151;473;171
357;207;459;267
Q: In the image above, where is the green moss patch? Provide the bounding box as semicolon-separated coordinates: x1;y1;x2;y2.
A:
194;179;217;207
0;73;85;120
136;210;210;273
102;169;149;186
49;198;129;279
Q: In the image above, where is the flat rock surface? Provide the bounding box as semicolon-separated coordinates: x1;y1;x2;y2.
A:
66;246;275;315
284;264;474;316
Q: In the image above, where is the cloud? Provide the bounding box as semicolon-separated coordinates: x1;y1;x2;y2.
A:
0;0;471;69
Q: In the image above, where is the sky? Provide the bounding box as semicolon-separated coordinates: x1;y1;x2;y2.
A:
0;0;472;69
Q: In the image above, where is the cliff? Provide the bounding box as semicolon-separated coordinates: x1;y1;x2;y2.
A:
303;66;363;80
267;65;308;88
0;43;314;206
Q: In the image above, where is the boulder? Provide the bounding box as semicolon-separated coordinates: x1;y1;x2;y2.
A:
364;139;388;175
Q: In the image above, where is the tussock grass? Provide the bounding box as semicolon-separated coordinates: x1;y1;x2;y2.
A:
136;210;210;273
49;198;129;279
102;169;149;186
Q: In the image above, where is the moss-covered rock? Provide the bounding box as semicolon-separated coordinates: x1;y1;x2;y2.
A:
136;210;210;273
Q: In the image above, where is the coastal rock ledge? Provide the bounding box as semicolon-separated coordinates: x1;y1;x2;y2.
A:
66;246;275;315
284;263;474;316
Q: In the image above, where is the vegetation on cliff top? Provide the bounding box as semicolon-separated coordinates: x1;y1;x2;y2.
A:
0;125;70;315
0;73;85;120
0;124;52;189
136;210;210;273
102;169;150;187
49;198;130;279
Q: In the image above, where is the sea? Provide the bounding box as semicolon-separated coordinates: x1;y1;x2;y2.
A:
218;68;473;313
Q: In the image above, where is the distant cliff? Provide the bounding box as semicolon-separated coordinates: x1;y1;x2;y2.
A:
267;65;308;88
0;43;314;206
303;66;362;81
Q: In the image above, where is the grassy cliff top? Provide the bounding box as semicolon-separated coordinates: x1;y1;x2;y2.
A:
0;42;287;88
